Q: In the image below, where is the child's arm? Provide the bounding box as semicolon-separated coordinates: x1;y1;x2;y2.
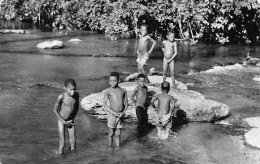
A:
167;42;177;63
53;94;71;127
71;92;80;120
170;97;177;116
130;87;138;105
162;40;166;52
150;95;158;108
119;89;128;118
103;89;118;117
147;36;156;55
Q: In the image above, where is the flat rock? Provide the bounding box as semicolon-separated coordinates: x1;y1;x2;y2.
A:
243;117;260;128
243;117;260;149
0;29;28;34
37;40;64;49
244;128;260;149
80;76;229;123
68;38;82;42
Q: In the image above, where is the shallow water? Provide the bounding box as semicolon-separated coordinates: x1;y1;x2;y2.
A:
0;30;260;164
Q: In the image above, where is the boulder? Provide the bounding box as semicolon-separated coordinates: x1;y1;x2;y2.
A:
243;53;260;65
92;53;112;57
80;76;229;123
148;75;188;91
68;38;82;42
0;29;28;34
244;117;260;128
37;40;64;49
243;117;260;149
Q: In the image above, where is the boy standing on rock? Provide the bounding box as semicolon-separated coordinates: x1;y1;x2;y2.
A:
103;72;128;147
131;74;149;130
162;31;178;89
136;24;156;83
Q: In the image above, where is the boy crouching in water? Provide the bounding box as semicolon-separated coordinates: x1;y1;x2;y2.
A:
103;72;128;147
150;81;178;140
130;74;148;130
53;79;79;155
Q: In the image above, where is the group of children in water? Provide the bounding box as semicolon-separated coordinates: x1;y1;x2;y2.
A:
53;24;179;155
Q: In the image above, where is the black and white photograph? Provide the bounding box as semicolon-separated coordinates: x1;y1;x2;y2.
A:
0;0;260;163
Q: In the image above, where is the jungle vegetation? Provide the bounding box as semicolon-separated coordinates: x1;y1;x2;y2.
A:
1;0;260;44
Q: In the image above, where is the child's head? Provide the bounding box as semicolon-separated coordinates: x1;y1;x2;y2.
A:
140;24;148;36
166;31;175;42
137;74;146;87
64;79;76;96
161;81;170;92
109;72;120;88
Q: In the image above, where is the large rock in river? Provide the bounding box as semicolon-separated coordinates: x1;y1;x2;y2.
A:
243;117;260;149
37;40;64;49
0;29;28;34
80;76;229;123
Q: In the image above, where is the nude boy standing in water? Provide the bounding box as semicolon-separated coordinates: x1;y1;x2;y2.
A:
162;31;178;89
53;79;79;155
103;72;128;147
137;24;156;82
150;81;178;139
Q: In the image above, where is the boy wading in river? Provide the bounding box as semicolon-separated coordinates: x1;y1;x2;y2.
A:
53;79;79;155
103;72;128;147
150;81;178;140
131;74;149;130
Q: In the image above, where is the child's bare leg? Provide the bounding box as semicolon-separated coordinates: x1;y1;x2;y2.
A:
139;64;150;83
169;61;175;89
115;129;121;147
137;63;142;74
68;125;76;151
108;128;115;147
163;58;168;82
58;120;65;155
156;126;162;137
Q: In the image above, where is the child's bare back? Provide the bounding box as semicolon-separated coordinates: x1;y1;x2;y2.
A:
156;93;175;115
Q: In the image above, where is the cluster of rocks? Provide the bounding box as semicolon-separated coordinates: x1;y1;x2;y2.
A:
80;75;230;124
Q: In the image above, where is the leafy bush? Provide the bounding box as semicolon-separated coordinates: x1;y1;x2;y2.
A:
1;0;260;44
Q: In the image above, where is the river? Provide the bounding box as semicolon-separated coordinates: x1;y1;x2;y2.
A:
0;29;259;164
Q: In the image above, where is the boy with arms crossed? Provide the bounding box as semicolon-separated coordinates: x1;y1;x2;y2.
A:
137;24;156;82
162;31;178;89
130;74;148;130
103;72;128;147
150;81;178;139
53;79;79;155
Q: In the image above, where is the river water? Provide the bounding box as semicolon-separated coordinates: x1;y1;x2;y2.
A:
0;30;260;164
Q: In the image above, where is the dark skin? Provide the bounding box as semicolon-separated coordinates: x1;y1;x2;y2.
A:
150;90;176;116
130;77;148;108
103;76;128;147
53;84;79;155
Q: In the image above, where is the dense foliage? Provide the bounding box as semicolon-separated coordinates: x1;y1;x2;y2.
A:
1;0;260;44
